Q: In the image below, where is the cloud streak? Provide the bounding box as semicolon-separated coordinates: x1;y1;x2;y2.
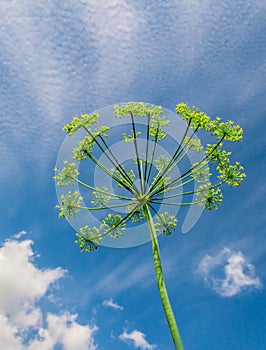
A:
198;247;262;297
103;298;124;311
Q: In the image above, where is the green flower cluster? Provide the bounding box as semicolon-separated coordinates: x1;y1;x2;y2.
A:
191;161;211;183
75;226;101;252
217;162;246;186
126;201;145;223
154;212;178;236
183;136;203;152
196;184;223;210
176;103;211;130
54;161;79;186
151;155;171;191
123;130;142;142
154;155;171;172
56;191;82;219
176;103;243;142
208;118;243;141
114;102;162;118
102;214;126;238
205;144;231;165
63;113;99;135
75;213;126;252
91;187;111;207
149;114;170;140
54;101;246;252
72;125;110;160
115;102;170;140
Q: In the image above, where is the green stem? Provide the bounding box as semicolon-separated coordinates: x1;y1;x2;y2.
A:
146;121;160;187
144;113;151;192
149;199;205;206
130;112;143;193
143;205;184;350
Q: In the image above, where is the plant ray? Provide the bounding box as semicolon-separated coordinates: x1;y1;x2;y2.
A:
144;113;151;192
145;120;160;188
85;151;137;196
130;112;143;193
75;178;133;201
147;120;193;195
83;125;139;194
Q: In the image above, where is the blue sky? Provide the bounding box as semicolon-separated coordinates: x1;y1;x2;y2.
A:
0;1;265;349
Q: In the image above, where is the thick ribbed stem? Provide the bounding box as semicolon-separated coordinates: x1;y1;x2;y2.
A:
143;205;184;350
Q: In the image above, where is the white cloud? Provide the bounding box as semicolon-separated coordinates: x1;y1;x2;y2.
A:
0;235;97;350
119;330;156;350
103;298;124;311
198;247;262;297
27;313;97;350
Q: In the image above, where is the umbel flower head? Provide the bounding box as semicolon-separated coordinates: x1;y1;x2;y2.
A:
54;102;246;252
54;102;246;350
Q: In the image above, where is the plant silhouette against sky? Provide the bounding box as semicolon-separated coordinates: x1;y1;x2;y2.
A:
54;102;245;350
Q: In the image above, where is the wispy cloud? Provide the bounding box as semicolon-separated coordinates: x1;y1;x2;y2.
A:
12;230;27;240
0;235;97;349
0;1;67;121
103;298;124;311
119;330;156;350
79;0;140;105
198;247;262;297
91;252;154;298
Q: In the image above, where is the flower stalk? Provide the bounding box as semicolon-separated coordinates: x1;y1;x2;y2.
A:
144;204;184;350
